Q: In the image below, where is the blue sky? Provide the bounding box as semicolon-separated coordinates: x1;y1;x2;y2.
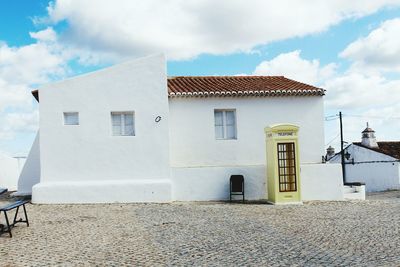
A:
0;0;400;155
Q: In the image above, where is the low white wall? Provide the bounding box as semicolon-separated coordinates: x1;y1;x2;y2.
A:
32;179;172;204
172;163;343;201
301;163;344;201
346;162;400;192
0;153;20;191
17;132;41;194
172;165;266;201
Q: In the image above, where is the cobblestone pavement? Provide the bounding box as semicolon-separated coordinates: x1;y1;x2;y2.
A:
1;191;400;266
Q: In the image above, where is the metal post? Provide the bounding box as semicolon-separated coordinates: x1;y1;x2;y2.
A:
339;112;346;184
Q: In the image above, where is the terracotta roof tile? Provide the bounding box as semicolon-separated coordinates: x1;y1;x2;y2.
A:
167;76;324;97
32;76;324;101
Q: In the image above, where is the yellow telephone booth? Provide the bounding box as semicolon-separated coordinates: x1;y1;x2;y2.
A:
265;124;301;204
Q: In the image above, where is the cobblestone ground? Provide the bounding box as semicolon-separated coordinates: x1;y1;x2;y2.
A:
0;191;400;266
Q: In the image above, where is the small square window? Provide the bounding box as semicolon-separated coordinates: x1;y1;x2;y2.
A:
63;112;79;125
111;111;135;136
214;110;237;139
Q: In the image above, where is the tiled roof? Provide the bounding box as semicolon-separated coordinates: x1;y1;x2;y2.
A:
354;142;400;159
167;76;324;97
31;76;324;101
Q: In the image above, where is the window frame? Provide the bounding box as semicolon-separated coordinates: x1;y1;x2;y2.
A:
111;111;135;136
63;112;79;126
214;109;237;140
277;142;297;192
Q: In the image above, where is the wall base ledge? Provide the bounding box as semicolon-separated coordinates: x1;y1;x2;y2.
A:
32;179;172;204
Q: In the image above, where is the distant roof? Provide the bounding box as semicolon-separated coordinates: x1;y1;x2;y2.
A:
167;76;324;97
32;76;324;101
362;127;375;133
354;142;400;159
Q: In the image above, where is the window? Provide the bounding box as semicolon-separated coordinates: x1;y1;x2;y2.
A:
63;112;79;125
277;142;297;192
214;110;236;139
111;112;135;136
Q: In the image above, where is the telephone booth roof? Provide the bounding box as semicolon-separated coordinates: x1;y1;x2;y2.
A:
264;123;299;133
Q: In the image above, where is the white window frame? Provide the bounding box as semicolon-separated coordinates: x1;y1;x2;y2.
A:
63;112;79;126
214;109;237;140
111;111;135;136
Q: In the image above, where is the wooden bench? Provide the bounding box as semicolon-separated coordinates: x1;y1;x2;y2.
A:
0;200;29;238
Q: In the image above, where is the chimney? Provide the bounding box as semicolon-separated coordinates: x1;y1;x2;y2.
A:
361;122;378;148
325;146;335;160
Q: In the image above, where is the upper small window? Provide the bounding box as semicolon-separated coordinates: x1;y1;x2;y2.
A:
111;111;135;136
214;110;237;140
63;112;79;125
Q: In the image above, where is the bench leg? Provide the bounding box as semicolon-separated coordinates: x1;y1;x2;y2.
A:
23;204;29;227
12;205;29;227
13;206;20;225
3;211;12;238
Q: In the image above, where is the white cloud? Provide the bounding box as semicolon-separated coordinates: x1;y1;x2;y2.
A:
29;27;57;42
253;50;336;85
340;18;400;73
0;28;68;145
251;50;400;149
324;73;400;109
0;112;39;140
44;0;400;62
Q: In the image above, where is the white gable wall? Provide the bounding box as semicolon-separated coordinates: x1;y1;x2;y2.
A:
32;54;172;203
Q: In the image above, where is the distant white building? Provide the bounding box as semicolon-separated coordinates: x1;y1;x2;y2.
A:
329;124;400;192
0;152;25;191
18;54;345;203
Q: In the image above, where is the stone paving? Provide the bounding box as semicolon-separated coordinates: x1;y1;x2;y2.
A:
0;191;400;266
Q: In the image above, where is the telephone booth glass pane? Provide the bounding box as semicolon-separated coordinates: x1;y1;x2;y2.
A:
277;142;297;192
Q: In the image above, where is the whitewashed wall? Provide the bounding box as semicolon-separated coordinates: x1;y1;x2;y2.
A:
172;163;343;201
330;144;400;192
168;97;343;201
301;163;344;201
0;152;20;191
169;96;325;167
172;165;266;201
33;54;172;203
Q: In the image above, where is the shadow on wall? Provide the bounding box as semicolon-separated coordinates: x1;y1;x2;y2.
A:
17;131;41;195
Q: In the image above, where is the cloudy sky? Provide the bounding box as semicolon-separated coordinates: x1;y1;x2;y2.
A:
1;0;400;155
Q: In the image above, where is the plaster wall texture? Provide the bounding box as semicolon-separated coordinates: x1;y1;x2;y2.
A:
168;96;342;202
330;144;400;192
32;179;172;204
0;152;19;191
172;163;343;201
301;163;344;201
169;97;325;167
17;132;41;194
171;165;266;201
32;54;172;203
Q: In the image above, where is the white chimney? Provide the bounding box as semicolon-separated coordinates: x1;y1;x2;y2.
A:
361;122;378;148
326;146;335;160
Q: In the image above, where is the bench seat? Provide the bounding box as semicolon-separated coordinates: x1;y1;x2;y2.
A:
0;200;29;238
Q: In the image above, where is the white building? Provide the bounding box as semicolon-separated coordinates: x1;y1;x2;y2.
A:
18;54;344;203
329;124;400;192
0;152;25;191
